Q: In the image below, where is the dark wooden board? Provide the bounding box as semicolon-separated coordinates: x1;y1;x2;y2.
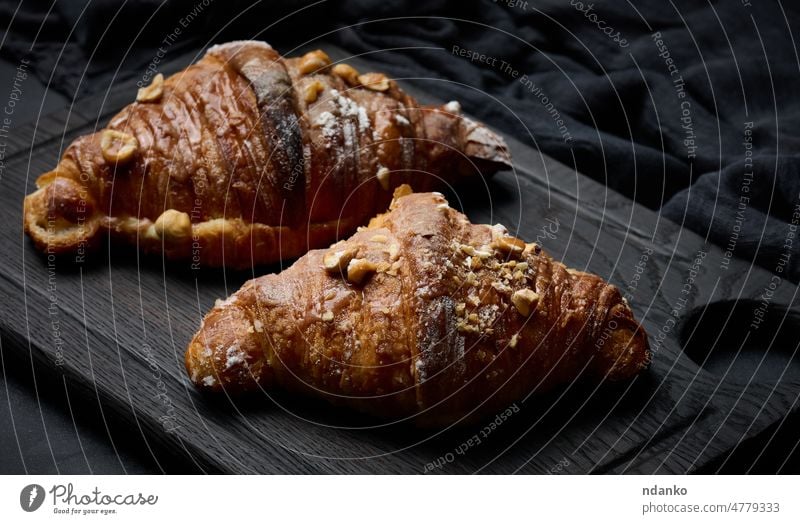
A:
1;46;798;474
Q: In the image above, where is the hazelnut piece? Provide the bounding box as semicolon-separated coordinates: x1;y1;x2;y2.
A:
136;73;164;103
304;79;325;103
492;235;526;257
331;63;360;86
323;247;357;274
154;209;192;242
100;130;139;164
346;258;378;285
358;72;390;91
298;49;331;74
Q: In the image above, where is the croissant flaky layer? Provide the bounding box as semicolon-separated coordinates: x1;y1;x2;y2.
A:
23;41;511;268
186;188;650;427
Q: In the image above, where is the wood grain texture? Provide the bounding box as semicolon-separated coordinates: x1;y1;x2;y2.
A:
1;46;797;474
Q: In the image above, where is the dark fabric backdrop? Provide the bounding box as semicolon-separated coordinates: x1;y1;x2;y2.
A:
3;0;799;281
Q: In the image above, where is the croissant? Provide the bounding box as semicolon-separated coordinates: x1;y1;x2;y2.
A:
185;187;650;426
23;41;510;268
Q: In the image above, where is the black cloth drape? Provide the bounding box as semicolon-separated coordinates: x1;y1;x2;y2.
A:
3;0;799;281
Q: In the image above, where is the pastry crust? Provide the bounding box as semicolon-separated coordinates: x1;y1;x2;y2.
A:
186;188;650;426
23;42;510;268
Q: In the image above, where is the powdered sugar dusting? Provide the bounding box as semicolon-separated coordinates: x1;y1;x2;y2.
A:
225;344;246;370
313;89;371;151
315;111;338;143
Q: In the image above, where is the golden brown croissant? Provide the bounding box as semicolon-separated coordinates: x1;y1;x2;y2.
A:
185;187;650;426
23;41;510;268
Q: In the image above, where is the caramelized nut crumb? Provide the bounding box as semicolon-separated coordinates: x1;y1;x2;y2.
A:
358;72;390;91
136;73;164;103
100;130;139;164
322;311;334;322
511;288;540;316
331;63;360;86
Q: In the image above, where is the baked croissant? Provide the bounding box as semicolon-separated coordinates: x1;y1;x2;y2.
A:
185;187;650;426
23;41;510;268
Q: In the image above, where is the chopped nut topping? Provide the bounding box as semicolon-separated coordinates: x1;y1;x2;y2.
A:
136;73;164;103
347;258;378;285
154;209;192;241
100;130;138;164
511;288;540;316
516;262;529;271
457;322;479;334
370;234;388;243
388;243;400;261
455;302;466;315
387;260;402;276
492;235;526;257
358;72;390;91
331;63;360;86
393;184;412;199
304;79;325;103
376;166;390;190
323;247;357;274
459;244;476;256
467;294;480;307
322;311;334;322
509;333;519;348
492;281;512;294
298;49;331;74
513;270;525;281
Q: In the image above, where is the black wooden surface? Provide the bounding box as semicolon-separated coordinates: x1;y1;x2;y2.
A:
1;47;798;474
